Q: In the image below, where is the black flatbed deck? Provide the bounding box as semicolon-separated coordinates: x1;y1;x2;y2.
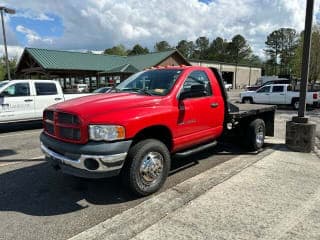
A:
225;102;276;137
228;102;276;119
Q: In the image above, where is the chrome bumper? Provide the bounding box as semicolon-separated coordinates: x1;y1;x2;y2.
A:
41;142;127;173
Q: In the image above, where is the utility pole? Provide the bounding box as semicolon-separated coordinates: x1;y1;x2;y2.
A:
298;0;314;117
0;6;15;80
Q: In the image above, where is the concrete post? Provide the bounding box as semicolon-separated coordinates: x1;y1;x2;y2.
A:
285;0;316;153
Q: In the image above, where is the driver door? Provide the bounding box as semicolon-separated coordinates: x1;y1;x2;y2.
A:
176;70;223;149
0;82;35;122
254;86;271;104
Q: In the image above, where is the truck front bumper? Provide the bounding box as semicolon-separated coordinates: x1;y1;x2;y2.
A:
40;132;132;178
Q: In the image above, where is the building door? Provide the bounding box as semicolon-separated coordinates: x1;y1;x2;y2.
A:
222;72;234;86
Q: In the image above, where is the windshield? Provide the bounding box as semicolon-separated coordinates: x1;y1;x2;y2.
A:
93;87;110;93
0;81;9;88
115;69;182;96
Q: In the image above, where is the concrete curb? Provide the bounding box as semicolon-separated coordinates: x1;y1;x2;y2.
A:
69;139;280;240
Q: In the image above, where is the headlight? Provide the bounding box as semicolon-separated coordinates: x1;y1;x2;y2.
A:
89;125;125;141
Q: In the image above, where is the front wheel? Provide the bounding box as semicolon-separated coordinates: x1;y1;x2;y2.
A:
242;97;253;104
121;139;171;197
245;119;265;151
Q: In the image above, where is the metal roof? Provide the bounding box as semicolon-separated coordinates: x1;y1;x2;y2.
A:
19;48;185;73
100;64;140;74
126;50;177;70
24;48;126;71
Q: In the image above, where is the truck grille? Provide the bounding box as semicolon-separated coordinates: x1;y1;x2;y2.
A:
44;110;81;142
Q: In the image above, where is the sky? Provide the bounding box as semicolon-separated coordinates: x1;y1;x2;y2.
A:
0;0;320;60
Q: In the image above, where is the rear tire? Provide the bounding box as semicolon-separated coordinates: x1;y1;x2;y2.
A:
245;119;265;151
292;99;299;110
121;139;171;197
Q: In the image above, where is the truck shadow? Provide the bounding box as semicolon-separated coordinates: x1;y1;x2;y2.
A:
0;142;279;217
0;149;17;157
0;121;42;133
0;161;140;216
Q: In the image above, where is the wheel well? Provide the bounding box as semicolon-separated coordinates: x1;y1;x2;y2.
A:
132;126;173;151
291;97;299;104
243;97;253;102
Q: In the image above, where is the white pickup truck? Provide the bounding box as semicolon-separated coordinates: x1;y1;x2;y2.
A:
0;79;89;123
240;84;319;110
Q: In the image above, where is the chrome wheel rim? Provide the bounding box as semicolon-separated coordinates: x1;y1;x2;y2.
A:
294;101;299;109
139;152;164;184
256;126;264;145
244;99;251;104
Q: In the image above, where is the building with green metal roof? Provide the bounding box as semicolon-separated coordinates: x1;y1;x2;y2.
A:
16;48;190;91
16;47;261;90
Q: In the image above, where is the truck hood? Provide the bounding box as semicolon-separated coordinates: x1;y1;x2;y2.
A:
49;93;163;120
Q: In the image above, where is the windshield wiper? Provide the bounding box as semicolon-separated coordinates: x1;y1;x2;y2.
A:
117;88;153;96
137;89;153;96
109;86;121;93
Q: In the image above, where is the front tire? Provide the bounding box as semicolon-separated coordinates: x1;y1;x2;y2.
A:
242;97;253;104
121;139;171;197
245;119;265;151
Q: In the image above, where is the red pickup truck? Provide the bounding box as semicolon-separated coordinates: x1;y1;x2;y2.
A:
40;66;275;196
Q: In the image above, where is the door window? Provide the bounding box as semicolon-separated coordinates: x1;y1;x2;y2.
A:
272;86;284;93
35;83;58;95
257;86;271;93
181;70;212;98
2;83;30;97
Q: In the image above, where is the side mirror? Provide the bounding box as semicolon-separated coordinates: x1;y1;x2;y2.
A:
180;84;206;100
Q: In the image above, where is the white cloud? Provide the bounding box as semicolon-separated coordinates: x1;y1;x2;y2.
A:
14;10;54;21
0;45;24;59
1;0;320;59
16;25;53;45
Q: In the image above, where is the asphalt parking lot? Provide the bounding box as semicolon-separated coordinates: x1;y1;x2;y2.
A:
0;123;245;240
0;92;319;240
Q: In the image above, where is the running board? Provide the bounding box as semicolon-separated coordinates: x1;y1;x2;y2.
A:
174;141;218;157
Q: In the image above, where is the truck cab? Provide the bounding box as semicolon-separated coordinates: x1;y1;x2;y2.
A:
0;80;64;123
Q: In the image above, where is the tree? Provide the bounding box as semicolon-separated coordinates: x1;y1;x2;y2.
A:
103;44;127;56
207;37;229;61
194;36;209;59
292;25;320;82
309;26;320;83
248;54;262;66
154;41;172;52
176;40;194;58
228;34;251;64
0;56;17;80
128;44;149;55
265;30;282;72
265;28;298;75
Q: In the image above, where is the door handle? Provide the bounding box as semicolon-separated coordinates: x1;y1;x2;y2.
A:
54;98;62;101
24;99;33;102
265;93;270;95
279;94;285;95
210;103;219;108
1;103;9;107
